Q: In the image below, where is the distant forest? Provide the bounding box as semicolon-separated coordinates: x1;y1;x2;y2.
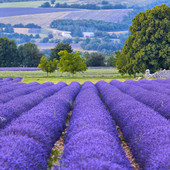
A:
50;19;129;35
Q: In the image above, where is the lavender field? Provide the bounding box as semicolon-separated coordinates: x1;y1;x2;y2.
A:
0;8;81;17
0;8;132;27
0;78;169;169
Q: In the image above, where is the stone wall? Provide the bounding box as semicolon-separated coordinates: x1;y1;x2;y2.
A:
145;69;170;79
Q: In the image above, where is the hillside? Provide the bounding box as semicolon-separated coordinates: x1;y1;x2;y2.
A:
0;0;159;7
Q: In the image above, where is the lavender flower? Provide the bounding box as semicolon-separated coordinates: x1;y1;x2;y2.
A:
0;82;80;169
58;81;131;169
96;80;170;169
125;80;170;96
110;80;170;119
0;82;67;129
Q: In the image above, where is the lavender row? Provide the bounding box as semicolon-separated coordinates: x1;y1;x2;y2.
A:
0;82;53;104
0;82;80;169
0;77;22;86
0;82;66;129
154;78;170;84
0;67;40;71
96;81;170;169
0;82;27;95
58;81;132;169
0;77;13;82
135;79;170;89
110;80;170;119
125;80;170;96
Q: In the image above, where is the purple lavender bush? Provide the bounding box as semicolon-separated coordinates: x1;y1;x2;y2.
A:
0;82;66;129
12;77;23;83
153;78;170;84
0;77;22;87
125;80;170;96
58;81;132;169
0;82;54;104
0;83;27;95
2;77;13;81
0;82;80;169
0;67;40;71
96;81;170;169
110;80;170;119
125;79;170;89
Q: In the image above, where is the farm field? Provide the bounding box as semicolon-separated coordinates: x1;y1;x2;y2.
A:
0;0;151;7
0;8;132;27
0;0;51;8
0;68;143;84
0;8;81;17
0;77;169;169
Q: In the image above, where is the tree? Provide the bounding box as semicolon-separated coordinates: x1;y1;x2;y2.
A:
41;2;51;8
50;43;73;61
58;50;87;75
0;37;19;67
18;42;42;67
38;56;58;77
51;0;55;4
84;52;106;66
116;4;170;77
107;55;117;66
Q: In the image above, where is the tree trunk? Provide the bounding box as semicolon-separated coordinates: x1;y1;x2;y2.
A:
133;73;136;78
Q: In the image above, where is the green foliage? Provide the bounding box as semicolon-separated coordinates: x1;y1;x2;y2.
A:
41;2;50;8
116;4;170;77
58;51;87;75
38;56;58;77
18;42;42;67
50;43;73;61
50;19;129;34
84;52;106;67
50;0;55;4
0;37;18;67
107;55;117;66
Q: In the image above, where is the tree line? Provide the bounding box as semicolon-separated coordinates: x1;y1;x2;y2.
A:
50;19;129;36
0;38;115;70
41;1;128;10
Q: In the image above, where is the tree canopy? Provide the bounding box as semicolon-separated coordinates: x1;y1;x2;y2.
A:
18;42;42;67
0;37;18;67
58;51;87;75
38;56;57;77
50;43;73;61
84;52;106;67
116;4;170;77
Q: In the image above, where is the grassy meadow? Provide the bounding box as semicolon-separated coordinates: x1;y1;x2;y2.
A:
0;68;143;84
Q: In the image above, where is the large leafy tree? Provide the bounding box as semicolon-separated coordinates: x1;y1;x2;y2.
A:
50;43;73;61
0;37;19;67
58;50;87;75
18;42;42;67
116;4;170;77
38;56;58;77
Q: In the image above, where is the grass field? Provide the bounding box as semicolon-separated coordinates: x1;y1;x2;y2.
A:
0;68;143;84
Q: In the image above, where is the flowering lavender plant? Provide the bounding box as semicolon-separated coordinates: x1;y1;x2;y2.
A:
125;80;170;96
96;81;170;169
110;80;170;119
58;81;132;169
0;82;80;169
0;82;66;129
